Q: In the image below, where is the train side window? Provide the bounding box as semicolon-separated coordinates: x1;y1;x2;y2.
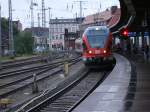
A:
82;43;87;50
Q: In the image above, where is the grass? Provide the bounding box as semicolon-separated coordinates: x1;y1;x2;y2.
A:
0;56;14;61
0;54;38;62
0;51;50;62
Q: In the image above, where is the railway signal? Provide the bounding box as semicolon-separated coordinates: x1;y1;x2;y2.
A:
120;28;129;39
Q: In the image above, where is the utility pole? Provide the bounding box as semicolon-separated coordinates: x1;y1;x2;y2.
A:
0;4;2;69
30;0;34;28
48;7;52;61
30;0;38;51
42;0;46;27
41;0;46;52
30;0;38;28
98;0;102;12
8;0;14;57
37;13;41;27
80;1;82;18
30;0;34;52
48;7;52;50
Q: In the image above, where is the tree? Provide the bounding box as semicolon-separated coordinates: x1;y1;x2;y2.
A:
1;18;19;55
14;31;34;54
1;17;19;35
1;17;34;55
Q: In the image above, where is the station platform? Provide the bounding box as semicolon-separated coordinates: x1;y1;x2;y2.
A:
73;53;150;112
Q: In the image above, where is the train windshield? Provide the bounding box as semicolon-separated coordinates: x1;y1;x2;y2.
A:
86;29;108;48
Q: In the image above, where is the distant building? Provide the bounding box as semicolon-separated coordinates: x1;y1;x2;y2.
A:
13;20;22;31
24;27;49;50
49;18;82;50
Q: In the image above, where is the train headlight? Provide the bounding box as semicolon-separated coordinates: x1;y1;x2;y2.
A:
103;50;107;54
82;57;87;61
88;50;92;54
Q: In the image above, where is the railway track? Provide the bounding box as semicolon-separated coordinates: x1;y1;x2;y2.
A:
0;57;80;99
0;59;65;78
0;55;66;77
16;69;109;112
1;54;63;70
1;51;62;65
1;55;41;64
1;55;46;69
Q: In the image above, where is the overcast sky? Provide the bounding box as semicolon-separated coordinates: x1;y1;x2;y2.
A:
0;0;120;29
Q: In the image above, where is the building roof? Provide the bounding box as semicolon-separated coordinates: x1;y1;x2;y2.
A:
24;27;49;38
82;10;112;25
108;9;121;28
24;27;49;32
50;18;82;24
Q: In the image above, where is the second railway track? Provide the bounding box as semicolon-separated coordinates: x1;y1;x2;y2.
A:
2;54;63;70
0;57;80;99
17;69;109;112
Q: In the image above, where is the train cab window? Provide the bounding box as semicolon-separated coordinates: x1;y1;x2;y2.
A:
85;29;109;48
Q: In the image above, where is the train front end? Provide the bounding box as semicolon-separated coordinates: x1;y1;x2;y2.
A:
82;26;114;66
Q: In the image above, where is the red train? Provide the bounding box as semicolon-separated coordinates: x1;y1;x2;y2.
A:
80;26;114;67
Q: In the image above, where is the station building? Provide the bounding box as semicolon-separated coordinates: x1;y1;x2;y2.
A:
24;27;49;52
80;6;120;34
49;18;81;50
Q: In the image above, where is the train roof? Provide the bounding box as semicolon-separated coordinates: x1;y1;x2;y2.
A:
86;26;109;30
84;26;110;35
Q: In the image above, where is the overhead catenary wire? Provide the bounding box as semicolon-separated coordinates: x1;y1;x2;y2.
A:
73;0;87;18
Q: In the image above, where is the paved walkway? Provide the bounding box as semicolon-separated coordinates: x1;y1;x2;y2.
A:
126;53;150;112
